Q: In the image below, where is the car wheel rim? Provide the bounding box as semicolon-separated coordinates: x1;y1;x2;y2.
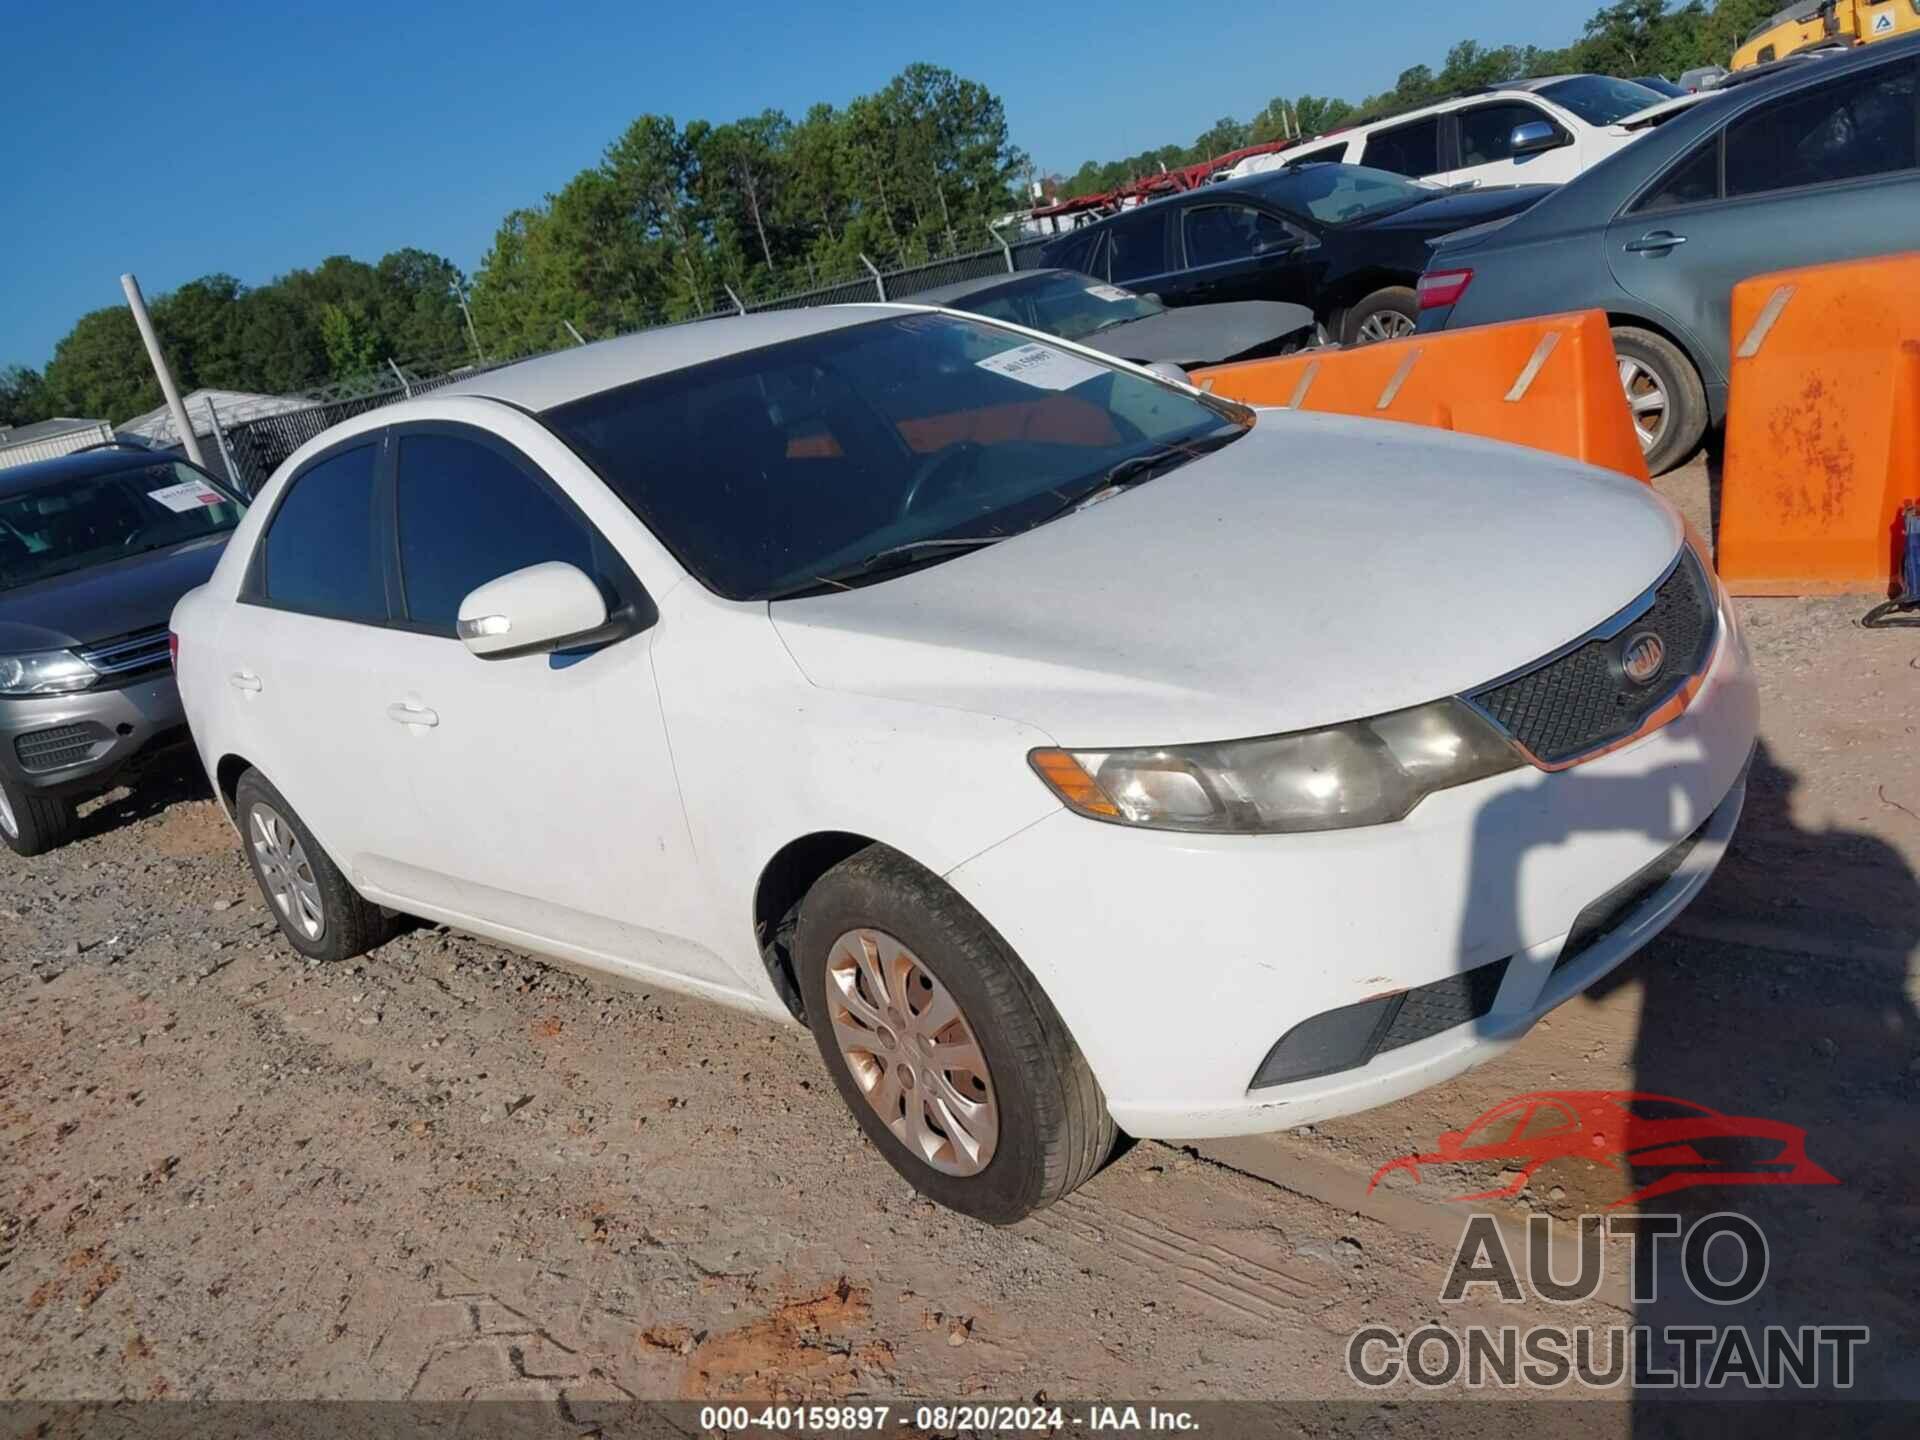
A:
249;802;325;941
1357;311;1415;344
824;928;1000;1178
0;786;17;840
1619;356;1669;453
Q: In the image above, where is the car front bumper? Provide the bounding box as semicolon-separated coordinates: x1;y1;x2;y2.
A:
945;602;1760;1141
0;672;189;798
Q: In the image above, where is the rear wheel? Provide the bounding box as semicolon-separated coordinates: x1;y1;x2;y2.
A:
796;845;1115;1224
1611;325;1707;476
1343;287;1419;346
234;768;394;962
0;775;76;857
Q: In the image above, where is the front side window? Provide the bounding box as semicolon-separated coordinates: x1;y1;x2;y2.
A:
0;460;243;592
1361;117;1442;177
1105;211;1170;282
542;314;1248;601
1181;204;1298;267
259;444;384;623
1458;102;1558;166
1724;62;1917;197
395;433;598;635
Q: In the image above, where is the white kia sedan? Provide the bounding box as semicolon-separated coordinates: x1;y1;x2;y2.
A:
171;306;1758;1222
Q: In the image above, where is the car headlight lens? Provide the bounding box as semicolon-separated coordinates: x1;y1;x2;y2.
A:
1029;698;1522;834
0;650;100;697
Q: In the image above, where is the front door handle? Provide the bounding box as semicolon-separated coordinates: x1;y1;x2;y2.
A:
386;702;439;728
1624;231;1687;253
229;671;262;693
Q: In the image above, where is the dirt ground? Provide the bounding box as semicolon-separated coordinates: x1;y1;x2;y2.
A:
2;457;1916;1422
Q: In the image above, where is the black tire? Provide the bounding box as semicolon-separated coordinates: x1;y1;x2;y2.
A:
233;768;394;963
1342;286;1419;346
1612;325;1708;476
795;844;1115;1224
0;775;75;858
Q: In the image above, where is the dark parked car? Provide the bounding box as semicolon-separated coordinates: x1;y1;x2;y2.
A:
1036;165;1553;345
0;446;246;854
907;268;1316;369
1418;35;1919;473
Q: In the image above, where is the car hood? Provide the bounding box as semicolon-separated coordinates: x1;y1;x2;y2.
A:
0;534;229;653
769;416;1682;744
1075;301;1315;367
1357;185;1555;235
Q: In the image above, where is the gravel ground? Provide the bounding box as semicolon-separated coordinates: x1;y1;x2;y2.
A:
2;458;1916;1417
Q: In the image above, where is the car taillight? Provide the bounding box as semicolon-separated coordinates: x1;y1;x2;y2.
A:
1418;268;1474;310
168;632;180;670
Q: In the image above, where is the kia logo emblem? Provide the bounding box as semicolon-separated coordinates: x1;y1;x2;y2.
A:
1621;631;1666;685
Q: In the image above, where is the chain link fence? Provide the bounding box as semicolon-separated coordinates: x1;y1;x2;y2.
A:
202;233;1053;495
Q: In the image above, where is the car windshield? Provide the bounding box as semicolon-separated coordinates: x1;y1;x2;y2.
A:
1536;75;1668;125
1247;164;1436;225
0;460;245;592
955;272;1163;341
541;313;1249;601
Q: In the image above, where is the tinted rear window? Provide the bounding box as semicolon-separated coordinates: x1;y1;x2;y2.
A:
261;444;385;623
1361;117;1441;177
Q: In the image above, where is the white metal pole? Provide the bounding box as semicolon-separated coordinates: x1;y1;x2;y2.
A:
859;253;887;302
386;358;413;397
563;321;587;346
120;273;206;468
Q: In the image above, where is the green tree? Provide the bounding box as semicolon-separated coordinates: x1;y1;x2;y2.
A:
0;366;50;428
318;301;381;379
42;307;159;424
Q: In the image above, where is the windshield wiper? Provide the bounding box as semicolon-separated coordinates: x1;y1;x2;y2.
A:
779;536;1011;596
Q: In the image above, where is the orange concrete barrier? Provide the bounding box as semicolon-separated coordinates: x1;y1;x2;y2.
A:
1192;310;1649;483
1718;254;1920;597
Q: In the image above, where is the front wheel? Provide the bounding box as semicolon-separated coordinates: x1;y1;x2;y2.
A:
795;845;1115;1224
0;775;75;858
1611;325;1707;476
1342;287;1419;346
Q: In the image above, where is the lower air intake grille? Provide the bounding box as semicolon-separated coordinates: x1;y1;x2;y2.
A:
15;722;111;773
1375;960;1511;1055
1471;548;1716;766
1553;817;1710;975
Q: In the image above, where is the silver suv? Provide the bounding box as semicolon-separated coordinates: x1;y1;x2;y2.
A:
0;445;246;854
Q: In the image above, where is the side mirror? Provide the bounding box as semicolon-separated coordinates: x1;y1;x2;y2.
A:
1143;360;1192;386
1509;121;1564;157
457;561;612;660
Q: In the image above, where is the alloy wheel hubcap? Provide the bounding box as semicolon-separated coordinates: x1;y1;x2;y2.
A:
1619;357;1669;452
0;786;17;840
249;803;325;941
824;929;999;1177
1357;311;1415;344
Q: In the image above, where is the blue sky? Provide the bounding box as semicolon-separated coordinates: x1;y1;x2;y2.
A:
2;0;1598;372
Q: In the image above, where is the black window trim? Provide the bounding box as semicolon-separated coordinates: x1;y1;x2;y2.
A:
384;417;654;646
239;431;393;629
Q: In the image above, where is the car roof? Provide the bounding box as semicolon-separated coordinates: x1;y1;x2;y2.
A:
907;269;1074;306
0;444;178;499
435;304;902;413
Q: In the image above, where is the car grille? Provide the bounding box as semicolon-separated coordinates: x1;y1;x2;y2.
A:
1469;548;1717;767
15;721;112;774
1553;817;1711;975
76;625;172;682
1375;958;1510;1055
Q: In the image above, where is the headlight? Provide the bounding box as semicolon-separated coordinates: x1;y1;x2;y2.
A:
0;650;100;697
1029;698;1522;834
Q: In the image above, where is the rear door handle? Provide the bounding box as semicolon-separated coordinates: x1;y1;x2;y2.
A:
1624;231;1687;253
228;671;262;692
386;702;439;728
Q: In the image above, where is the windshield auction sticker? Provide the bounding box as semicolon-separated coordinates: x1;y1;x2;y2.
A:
976;342;1107;391
146;480;225;513
1084;283;1133;303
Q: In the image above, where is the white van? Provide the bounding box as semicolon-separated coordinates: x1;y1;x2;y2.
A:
1229;75;1707;190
